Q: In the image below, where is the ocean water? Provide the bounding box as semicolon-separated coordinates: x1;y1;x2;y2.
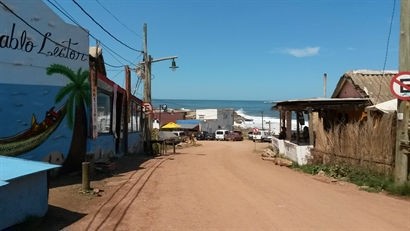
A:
152;99;296;134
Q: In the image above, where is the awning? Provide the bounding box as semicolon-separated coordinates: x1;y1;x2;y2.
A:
161;122;181;129
366;99;397;113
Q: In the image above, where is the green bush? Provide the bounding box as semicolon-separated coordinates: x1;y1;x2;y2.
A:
292;163;410;196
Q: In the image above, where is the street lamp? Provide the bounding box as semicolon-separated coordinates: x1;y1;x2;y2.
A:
170;58;178;72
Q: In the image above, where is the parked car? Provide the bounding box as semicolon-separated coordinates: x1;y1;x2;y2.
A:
253;130;271;142
261;131;273;142
215;129;229;140
248;131;254;140
205;132;215;140
196;131;208;140
224;131;243;141
172;131;186;141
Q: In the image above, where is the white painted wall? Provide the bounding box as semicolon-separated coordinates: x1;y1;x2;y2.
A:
271;136;312;165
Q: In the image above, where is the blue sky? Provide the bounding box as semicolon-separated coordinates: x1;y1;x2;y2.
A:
45;0;400;101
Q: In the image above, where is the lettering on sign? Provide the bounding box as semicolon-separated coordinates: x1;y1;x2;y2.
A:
0;23;87;61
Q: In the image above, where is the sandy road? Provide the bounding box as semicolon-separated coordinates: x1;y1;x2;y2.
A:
67;140;410;231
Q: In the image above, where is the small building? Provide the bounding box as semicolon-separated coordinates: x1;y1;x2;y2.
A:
0;156;59;229
153;110;187;127
271;69;395;165
197;109;234;133
332;70;397;105
273;98;370;165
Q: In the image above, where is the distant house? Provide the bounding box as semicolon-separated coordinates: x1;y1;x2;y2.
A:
153;110;187;127
196;109;234;133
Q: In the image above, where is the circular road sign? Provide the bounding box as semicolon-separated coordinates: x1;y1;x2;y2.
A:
142;102;153;114
390;72;410;100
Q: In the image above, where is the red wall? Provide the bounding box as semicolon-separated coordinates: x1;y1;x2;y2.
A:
153;111;185;127
336;80;363;98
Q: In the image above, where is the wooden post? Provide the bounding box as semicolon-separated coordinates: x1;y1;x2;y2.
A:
82;162;90;191
124;66;130;155
308;108;314;145
143;23;152;154
286;111;292;141
394;0;410;184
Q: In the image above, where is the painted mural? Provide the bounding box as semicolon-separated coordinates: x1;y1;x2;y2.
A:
0;0;89;167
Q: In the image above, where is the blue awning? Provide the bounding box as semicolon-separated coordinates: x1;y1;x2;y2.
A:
176;120;200;125
0;156;60;182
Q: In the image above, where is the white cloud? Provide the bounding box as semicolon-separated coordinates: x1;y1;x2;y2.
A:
284;46;320;57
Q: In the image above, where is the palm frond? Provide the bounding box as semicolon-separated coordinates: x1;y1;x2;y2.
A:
55;83;75;103
46;64;76;83
79;70;90;85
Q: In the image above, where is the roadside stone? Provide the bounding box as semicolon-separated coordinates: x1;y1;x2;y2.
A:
275;158;292;167
359;185;370;190
317;170;326;177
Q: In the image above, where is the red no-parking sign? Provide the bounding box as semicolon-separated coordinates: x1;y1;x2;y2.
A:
390;72;410;100
142;102;153;114
253;127;259;134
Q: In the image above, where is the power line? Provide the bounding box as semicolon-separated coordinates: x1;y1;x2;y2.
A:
72;0;143;53
95;0;142;39
46;0;136;67
375;0;397;104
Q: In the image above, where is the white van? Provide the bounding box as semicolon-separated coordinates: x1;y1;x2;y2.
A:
253;130;271;142
215;129;229;140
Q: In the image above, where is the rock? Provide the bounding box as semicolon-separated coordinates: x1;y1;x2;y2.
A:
264;149;275;157
93;188;100;194
359;185;370;190
317;170;326;177
261;152;270;158
275;158;293;167
261;157;276;162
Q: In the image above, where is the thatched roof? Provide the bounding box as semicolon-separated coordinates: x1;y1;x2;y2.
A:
331;70;397;105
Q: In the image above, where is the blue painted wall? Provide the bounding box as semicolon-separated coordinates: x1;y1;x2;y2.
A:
0;172;48;229
128;132;143;154
0;84;71;163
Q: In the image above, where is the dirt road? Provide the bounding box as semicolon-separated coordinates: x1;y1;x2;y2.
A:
66;140;410;231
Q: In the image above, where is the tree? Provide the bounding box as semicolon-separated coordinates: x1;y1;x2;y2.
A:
47;64;90;172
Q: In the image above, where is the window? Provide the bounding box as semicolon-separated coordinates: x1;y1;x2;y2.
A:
128;101;141;132
97;92;111;133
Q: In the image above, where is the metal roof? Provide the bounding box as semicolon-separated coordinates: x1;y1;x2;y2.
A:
332;70;397;105
0;156;60;182
178;124;200;130
273;98;371;111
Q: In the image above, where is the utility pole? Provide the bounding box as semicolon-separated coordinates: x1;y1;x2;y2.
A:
140;23;178;154
394;0;410;184
142;23;152;154
323;73;327;98
261;111;264;130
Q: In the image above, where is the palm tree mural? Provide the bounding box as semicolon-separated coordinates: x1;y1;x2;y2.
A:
47;64;90;172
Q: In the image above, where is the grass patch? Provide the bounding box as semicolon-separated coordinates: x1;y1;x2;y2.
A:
292;163;410;196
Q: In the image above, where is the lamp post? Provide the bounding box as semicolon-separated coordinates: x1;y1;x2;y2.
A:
138;23;178;154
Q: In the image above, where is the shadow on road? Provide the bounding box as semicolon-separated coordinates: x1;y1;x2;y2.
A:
10;205;86;231
49;153;154;189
